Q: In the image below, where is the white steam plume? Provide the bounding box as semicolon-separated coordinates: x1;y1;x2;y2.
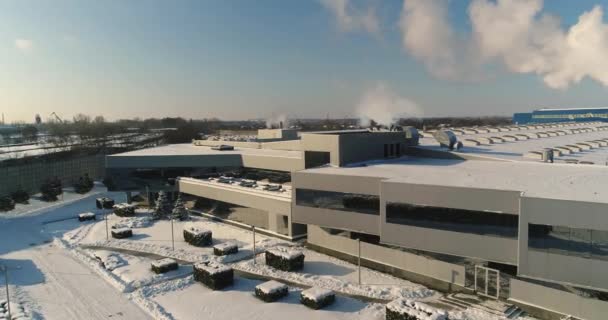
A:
266;114;288;129
400;0;608;89
319;0;380;35
357;83;423;127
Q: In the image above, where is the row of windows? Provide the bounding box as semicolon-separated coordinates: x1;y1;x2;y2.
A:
386;202;519;239
295;189;379;215
528;224;608;261
383;143;401;158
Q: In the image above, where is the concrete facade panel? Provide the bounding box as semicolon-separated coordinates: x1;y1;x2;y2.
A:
293;206;380;235
510;278;608;320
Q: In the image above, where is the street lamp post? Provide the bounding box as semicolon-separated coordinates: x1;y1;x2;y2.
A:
171;217;175;251
2;266;10;320
252;226;256;265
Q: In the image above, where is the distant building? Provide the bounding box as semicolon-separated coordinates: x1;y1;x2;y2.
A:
514;107;608;124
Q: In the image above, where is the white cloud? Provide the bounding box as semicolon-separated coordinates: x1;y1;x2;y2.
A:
399;0;608;89
357;82;423;127
319;0;380;35
15;38;34;53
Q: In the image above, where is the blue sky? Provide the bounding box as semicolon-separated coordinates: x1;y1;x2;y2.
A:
1;0;607;122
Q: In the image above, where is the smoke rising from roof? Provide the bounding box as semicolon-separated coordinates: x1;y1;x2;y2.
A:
356;83;423;127
266;114;288;129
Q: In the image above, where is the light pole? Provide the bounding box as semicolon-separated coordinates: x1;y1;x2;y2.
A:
357;238;361;285
2;265;10;320
104;209;109;241
252;226;256;265
171;216;175;251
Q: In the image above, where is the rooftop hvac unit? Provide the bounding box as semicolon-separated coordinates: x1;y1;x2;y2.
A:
542;148;554;163
403;126;420;145
433;130;458;150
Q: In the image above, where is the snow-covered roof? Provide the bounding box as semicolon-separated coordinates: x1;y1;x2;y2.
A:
303;156;608;203
255;280;287;294
108;143;302;159
194;262;232;275
183;225;211;236
300;287;334;301
151;258;177;268
213;242;237;251
267;247;304;260
418;122;608;164
78;212;95;218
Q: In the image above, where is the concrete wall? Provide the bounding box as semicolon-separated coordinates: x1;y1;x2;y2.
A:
300;134;340;166
241;154;304;172
1;154;105;196
257;129;298;140
294;206;380;235
380;182;520;265
519;196;608;290
510;278;608;320
307;225;467;287
260;140;302;151
338;132;407;166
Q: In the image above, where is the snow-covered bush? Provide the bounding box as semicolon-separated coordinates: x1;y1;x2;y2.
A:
385;298;448;320
96;197;115;209
10;188;29;204
213;242;238;256
0;195;15;212
151;258;179;274
193;262;233;290
153;191;172;220
40;177;62;202
172;195;189;221
112;216;152;229
255;280;288;302
113;203;136;217
183;225;212;247
111;227;133;239
300;287;335;310
73;173;94;194
0;300;30;319
265;247;305;272
78;212;96;222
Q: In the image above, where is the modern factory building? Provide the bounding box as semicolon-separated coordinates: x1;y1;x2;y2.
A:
107;125;608;320
514;108;608;124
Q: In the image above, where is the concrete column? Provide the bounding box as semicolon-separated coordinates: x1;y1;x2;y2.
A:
268;211;278;234
126;191;132;204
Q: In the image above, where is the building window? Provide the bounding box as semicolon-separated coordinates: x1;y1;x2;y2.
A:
389;144;395;157
296;189;380;215
395;143;401;157
528;223;608;260
386;202;518;239
384;144;389;157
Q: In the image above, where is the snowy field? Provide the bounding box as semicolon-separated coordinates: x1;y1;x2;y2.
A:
0;185;534;319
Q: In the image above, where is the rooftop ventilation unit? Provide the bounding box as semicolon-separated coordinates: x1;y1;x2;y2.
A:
211;145;235;151
433;130;457;150
403;126;420;145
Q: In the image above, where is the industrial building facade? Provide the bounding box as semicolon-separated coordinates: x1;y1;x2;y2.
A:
107;127;608;320
514;108;608;124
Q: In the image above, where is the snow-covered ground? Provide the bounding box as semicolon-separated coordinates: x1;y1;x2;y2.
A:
0;186;151;319
0;186;535;320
